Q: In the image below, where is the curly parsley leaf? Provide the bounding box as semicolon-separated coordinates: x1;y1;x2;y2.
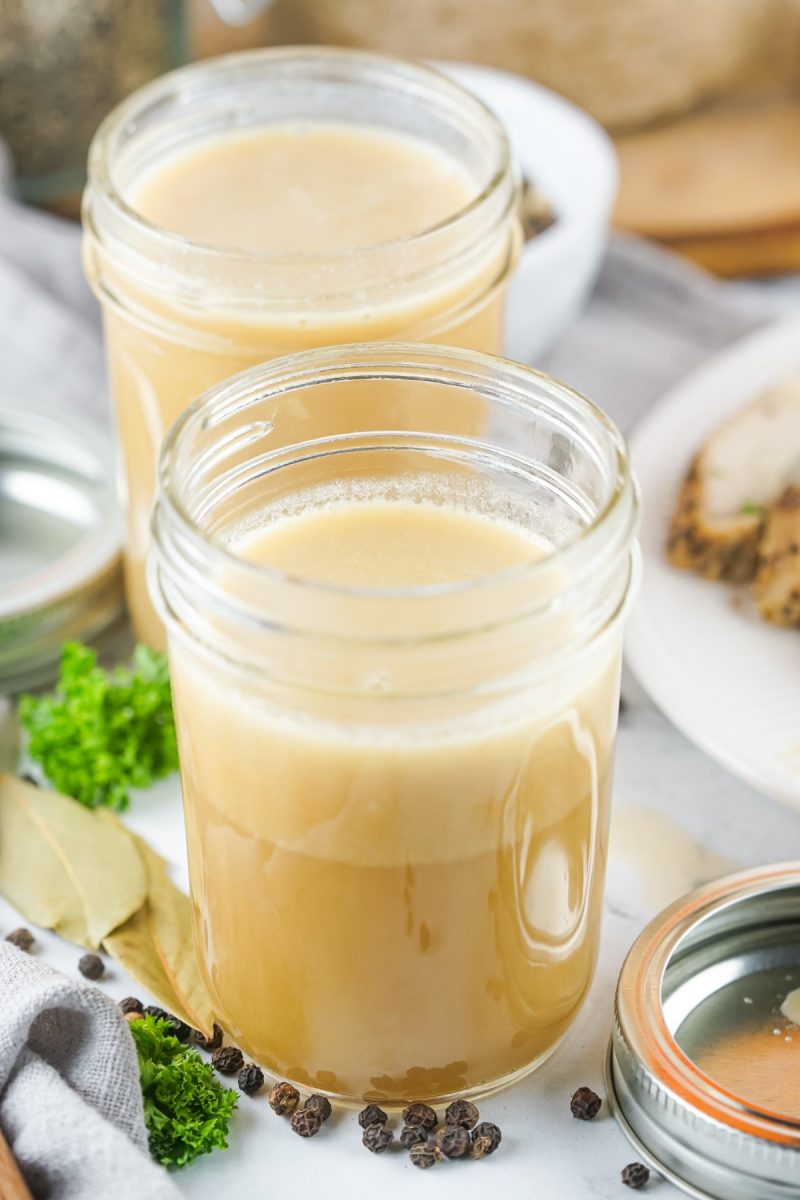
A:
131;1016;237;1169
18;641;178;811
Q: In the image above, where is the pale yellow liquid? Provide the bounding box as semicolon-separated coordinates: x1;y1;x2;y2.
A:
94;123;514;645
133;126;475;254
170;499;621;1102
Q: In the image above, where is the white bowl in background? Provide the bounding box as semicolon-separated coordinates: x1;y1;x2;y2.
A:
444;62;618;365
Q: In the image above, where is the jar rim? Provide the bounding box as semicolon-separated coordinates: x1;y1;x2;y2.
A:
154;342;638;615
84;45;515;272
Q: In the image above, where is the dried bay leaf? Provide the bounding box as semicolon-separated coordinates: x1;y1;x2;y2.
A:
0;774;147;948
104;831;214;1037
0;774;214;1035
0;776;88;945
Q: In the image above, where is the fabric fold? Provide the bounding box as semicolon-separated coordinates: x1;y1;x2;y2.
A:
0;944;179;1200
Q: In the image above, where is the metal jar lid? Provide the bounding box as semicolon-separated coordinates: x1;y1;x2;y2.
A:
608;862;800;1200
0;403;124;692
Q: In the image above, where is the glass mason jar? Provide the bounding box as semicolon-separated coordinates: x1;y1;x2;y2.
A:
151;343;639;1105
82;47;520;647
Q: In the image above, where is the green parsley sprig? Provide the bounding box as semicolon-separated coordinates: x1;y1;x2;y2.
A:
131;1015;237;1169
18;641;178;811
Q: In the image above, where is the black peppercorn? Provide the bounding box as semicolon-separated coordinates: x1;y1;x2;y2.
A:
410;1141;442;1169
621;1163;650;1190
211;1045;244;1075
269;1081;301;1115
291;1107;322;1138
399;1125;428;1149
444;1099;480;1130
363;1122;394;1153
118;996;144;1016
571;1086;602;1121
6;928;34;952
471;1122;502;1155
78;953;104;981
305;1093;332;1123
143;1004;170;1022
238;1063;265;1096
358;1103;388;1129
436;1124;471;1159
471;1133;493;1160
144;1006;191;1043
402;1102;438;1130
191;1023;223;1052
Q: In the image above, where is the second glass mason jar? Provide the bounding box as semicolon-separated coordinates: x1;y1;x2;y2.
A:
82;47;520;646
151;343;639;1105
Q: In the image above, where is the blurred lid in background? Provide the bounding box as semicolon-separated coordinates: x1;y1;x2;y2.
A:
0;404;124;693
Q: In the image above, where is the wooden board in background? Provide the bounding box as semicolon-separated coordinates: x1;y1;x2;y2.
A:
614;96;800;276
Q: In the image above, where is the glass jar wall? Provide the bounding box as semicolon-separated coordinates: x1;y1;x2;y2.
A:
83;48;519;644
152;343;638;1104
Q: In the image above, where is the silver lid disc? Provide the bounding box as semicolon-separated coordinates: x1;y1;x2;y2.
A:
0;404;124;692
608;862;800;1199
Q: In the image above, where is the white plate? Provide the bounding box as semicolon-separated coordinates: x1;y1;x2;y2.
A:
625;315;800;808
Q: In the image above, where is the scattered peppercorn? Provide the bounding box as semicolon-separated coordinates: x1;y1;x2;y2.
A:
410;1141;442;1169
402;1102;438;1130
399;1125;428;1149
143;1004;170;1022
269;1081;301;1115
363;1122;394;1153
436;1124;471;1159
471;1122;502;1155
6;928;34;952
78;952;104;981
471;1133;493;1160
143;1006;191;1043
445;1099;480;1130
305;1093;332;1123
621;1163;650;1190
571;1086;602;1121
238;1063;265;1096
191;1023;223;1052
211;1045;244;1075
359;1103;388;1129
118;996;144;1016
291;1107;322;1138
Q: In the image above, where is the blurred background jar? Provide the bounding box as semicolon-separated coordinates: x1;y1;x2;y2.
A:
0;0;276;215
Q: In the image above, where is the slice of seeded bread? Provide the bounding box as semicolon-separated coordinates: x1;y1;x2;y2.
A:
668;376;800;583
756;485;800;628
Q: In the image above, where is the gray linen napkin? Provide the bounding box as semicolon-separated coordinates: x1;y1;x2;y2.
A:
0;943;180;1200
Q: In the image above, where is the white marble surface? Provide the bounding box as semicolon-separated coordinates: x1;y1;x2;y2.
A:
3;675;798;1200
